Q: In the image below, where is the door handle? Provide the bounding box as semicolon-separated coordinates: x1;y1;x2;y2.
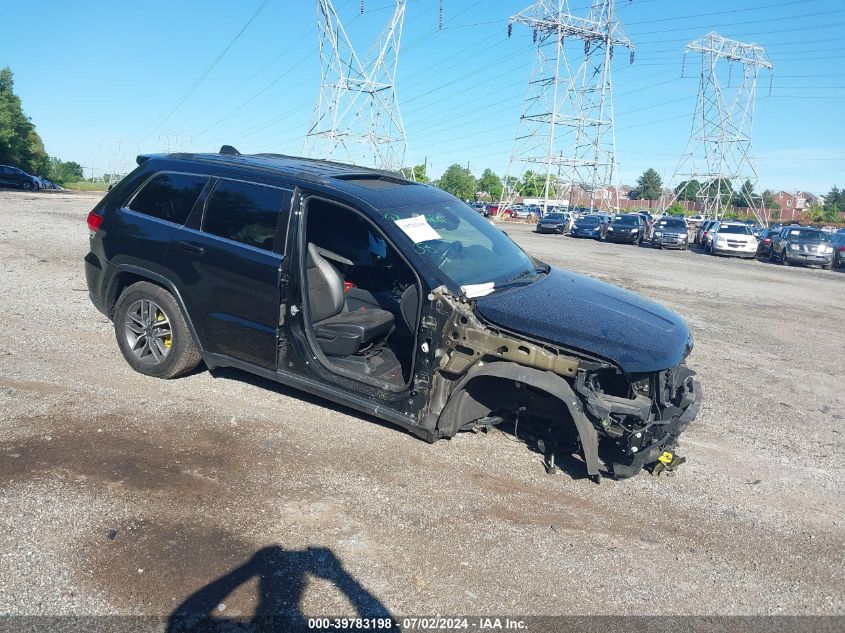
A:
176;240;205;255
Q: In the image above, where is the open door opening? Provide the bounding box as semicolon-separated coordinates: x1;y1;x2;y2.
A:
299;197;420;389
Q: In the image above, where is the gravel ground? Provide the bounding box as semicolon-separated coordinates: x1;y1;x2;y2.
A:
0;190;843;622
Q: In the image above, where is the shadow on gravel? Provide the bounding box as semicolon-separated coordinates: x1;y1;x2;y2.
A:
166;545;393;633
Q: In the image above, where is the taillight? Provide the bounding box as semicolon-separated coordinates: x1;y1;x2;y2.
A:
839;246;845;252
763;238;771;244
87;211;103;231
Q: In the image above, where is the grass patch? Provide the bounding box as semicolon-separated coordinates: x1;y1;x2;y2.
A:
62;181;110;191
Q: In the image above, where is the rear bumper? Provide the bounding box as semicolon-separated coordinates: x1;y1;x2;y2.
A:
84;251;109;316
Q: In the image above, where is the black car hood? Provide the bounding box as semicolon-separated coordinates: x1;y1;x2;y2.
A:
475;267;691;374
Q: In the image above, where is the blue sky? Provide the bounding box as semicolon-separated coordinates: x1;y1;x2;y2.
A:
2;0;843;193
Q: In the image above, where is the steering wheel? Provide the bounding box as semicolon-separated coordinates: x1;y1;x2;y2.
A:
436;241;463;268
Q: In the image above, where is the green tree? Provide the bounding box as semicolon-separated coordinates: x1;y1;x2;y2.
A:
823;186;844;213
733;178;755;207
675;179;701;201
477;168;503;201
47;157;84;184
706;178;734;208
0;66;49;175
634;168;663;203
402;164;428;183
821;205;841;223
665;202;687;216
762;190;779;209
519;170;543;197
434;164;477;201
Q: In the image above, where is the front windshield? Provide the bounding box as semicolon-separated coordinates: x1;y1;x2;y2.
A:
787;228;830;241
718;225;752;235
613;215;638;225
544;213;565;220
383;201;535;289
577;216;601;226
656;219;686;230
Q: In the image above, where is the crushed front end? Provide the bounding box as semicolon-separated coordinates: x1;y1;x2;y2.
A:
573;361;701;477
426;286;702;481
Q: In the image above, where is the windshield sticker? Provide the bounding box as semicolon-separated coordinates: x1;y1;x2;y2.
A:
394;215;441;243
790;230;800;236
461;282;495;298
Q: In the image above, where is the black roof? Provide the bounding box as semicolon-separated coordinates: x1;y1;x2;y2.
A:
137;150;414;188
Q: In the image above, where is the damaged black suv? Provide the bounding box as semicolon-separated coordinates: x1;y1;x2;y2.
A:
84;148;700;481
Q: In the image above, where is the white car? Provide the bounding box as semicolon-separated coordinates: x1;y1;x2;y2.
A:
709;222;758;259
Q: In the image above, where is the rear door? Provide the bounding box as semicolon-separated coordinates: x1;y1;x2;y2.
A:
103;171;211;275
165;177;292;369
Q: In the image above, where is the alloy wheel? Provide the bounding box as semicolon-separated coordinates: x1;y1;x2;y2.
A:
123;299;173;365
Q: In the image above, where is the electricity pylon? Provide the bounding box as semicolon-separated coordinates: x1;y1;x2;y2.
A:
100;138;135;185
668;32;773;223
303;0;408;172
500;1;633;215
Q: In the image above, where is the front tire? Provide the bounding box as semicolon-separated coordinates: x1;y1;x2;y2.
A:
113;282;201;379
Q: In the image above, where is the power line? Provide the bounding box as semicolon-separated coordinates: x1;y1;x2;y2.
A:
629;8;845;37
137;0;273;144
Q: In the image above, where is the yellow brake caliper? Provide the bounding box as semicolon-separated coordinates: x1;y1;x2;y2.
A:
156;310;171;349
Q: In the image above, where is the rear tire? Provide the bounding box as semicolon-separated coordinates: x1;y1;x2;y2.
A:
22;181;33;191
113;282;201;379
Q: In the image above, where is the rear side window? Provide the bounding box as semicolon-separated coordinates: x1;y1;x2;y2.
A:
202;179;288;251
128;173;208;225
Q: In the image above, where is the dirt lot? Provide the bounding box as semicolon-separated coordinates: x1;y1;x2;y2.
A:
0;190;843;623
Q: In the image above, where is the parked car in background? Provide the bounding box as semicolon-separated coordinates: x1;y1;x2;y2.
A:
709;222;758;258
830;233;845;268
770;226;835;269
695;220;718;247
687;214;709;223
637;212;654;238
755;228;779;258
569;214;608;239
470;201;487;215
0;165;41;191
605;213;645;245
650;217;689;250
829;232;845;268
535;212;570;235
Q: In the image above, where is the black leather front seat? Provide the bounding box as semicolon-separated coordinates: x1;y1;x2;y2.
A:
306;243;394;356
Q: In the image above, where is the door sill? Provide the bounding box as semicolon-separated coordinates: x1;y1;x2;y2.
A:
202;352;430;440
